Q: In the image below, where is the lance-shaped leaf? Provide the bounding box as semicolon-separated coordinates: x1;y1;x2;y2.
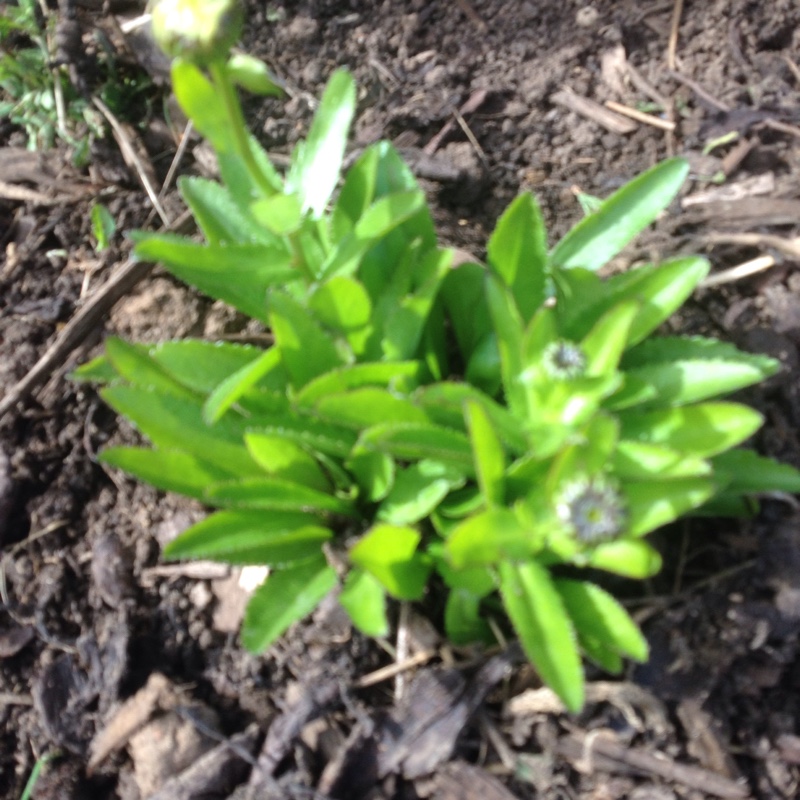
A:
251;413;358;458
441;263;494;364
711;450;800;495
163;509;331;565
179;176;275;245
205;477;353;515
549;158;689;271
499;561;584;712
445;589;492;645
581;300;640;377
587;538;662;578
100;447;234;500
358;422;474;473
314;387;429;430
286;69;356;217
465;400;506;506
619;402;763;458
133;235;295;323
555;579;648;667
486;192;547;321
349;524;430;600
150;340;278;394
296;361;424;406
340;569;388;637
612;441;711;480
101;385;261;476
486;274;526;416
243;556;338;652
332;144;379;239
624;478;716;537
268;290;346;388
556;257;709;345
245;432;329;491
104;337;197;399
446;508;534;568
378;460;464;525
204;348;285;424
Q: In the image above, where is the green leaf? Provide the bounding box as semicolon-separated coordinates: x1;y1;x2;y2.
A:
245;432;329;491
133;235;295;323
415;382;527;454
619;402;763;458
486;275;526;416
164;509;330;565
149;341;274;394
587;539;662;578
378;460;464;525
549;158;689;271
581;300;640;377
444;589;492;645
332;144;379;239
249;193;303;235
179;176;274;245
711;450;800;495
347;449;395;502
320;190;426;279
70;354;119;383
90;202;116;251
286;69;356;216
315;388;429;430
486;193;547;321
612;441;711;480
625;478;716;537
499;561;584;712
309;276;372;333
226;53;283;96
296;361;424;406
99;447;234;500
339;569;389;637
359;422;474;473
441;263;494;363
243;556;338;651
172;59;235;153
614;360;778;409
251;413;358;458
349;524;430;600
446;508;534;568
556;257;710;346
465;401;506;506
104;337;196;399
203;348;284;424
268;290;346;387
555;579;648;663
205;477;353;515
101;385;261;476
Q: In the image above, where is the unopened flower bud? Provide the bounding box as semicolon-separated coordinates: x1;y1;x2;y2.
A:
150;0;244;63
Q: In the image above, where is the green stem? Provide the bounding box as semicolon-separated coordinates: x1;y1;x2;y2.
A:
208;59;274;199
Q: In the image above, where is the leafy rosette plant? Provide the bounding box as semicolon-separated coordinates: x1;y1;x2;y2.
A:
76;5;800;710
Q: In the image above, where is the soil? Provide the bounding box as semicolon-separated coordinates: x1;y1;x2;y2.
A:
2;0;800;798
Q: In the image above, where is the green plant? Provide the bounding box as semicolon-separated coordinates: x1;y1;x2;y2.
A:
75;1;800;711
1;0;152;159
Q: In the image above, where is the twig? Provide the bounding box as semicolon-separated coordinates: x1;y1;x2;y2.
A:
551;87;637;134
667;70;730;112
354;649;437;688
700;254;777;287
667;0;684;70
702;232;800;260
424;90;488;155
92;97;171;227
784;55;800;86
604;100;675;131
0;259;151;421
556;733;750;798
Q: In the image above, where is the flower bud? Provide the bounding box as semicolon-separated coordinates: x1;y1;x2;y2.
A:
150;0;244;63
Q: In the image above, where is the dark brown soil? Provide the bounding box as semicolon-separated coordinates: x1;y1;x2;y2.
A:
2;1;800;798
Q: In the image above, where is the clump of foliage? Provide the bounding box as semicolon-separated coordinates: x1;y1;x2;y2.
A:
75;0;800;711
1;0;151;159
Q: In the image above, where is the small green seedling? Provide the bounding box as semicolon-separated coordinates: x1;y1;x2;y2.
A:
75;0;800;711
